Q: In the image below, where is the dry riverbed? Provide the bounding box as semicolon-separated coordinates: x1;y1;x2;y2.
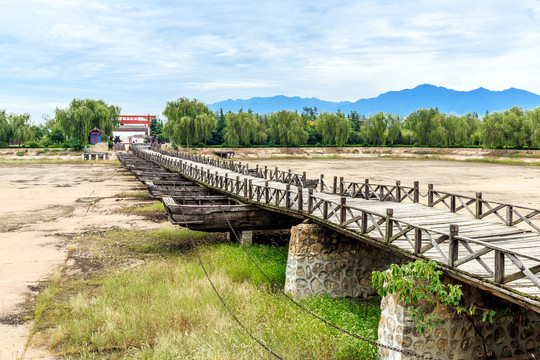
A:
0;162;171;359
0;152;539;359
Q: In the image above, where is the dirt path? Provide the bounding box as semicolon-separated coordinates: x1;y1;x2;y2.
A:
0;163;169;360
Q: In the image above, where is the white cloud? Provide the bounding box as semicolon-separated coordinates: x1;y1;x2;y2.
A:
0;0;539;121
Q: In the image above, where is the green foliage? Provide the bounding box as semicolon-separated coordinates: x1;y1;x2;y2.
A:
268;110;308;146
55;99;120;144
224;111;266;146
372;261;496;333
0;142;8;148
317;112;351;146
163;97;215;146
69;139;84;152
28;142;40;148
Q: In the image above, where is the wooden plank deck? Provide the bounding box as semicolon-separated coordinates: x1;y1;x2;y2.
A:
136;148;540;311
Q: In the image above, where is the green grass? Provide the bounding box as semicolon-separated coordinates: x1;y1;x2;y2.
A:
31;229;380;359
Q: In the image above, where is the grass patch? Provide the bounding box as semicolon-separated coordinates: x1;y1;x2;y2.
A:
37;148;49;154
463;158;540;167
16;151;26;156
31;230;380;359
127;202;165;213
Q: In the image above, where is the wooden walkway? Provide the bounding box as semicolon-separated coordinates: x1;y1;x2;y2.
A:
134;147;540;312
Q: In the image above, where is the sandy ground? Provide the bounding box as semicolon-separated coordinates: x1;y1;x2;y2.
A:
0;163;169;360
243;158;540;208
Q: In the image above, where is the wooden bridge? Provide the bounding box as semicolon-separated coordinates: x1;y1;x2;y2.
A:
130;146;540;313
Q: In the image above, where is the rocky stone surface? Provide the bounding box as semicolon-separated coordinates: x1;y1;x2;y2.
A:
284;223;405;298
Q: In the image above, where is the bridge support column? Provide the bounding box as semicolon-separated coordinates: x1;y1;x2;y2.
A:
378;289;540;359
284;223;404;298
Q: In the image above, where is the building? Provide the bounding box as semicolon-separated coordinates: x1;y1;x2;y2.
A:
113;115;156;143
89;127;105;144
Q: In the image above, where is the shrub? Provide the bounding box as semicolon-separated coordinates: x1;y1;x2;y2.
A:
514;144;523;150
197;142;205;148
315;142;322;147
108;141;113;150
69;139;84;152
413;142;421;147
172;143;178;150
16;151;25;156
0;142;8;149
61;142;69;148
495;144;504;149
28;142;40;148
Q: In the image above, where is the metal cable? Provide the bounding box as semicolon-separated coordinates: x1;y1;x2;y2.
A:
177;205;285;360
134;149;443;360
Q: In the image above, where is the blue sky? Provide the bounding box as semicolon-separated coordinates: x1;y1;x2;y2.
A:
1;0;540;122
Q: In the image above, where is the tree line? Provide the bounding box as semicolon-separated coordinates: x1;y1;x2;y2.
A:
1;97;539;149
162;98;540;149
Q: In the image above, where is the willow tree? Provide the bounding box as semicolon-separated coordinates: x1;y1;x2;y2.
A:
55;99;120;143
361;112;388;145
404;108;439;146
523;107;540;149
10;113;33;147
268;110;307;146
317;112;351;146
224;111;265;146
162;98;215;146
0;110;7;143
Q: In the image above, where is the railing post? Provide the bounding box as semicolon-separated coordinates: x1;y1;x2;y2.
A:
414;181;419;203
414;228;422;255
265;181;270;203
245;163;249;175
275;167;278;180
308;189;313;214
450;195;456;212
236;176;240;194
224;173;228;190
339;177;344;196
322;200;328;220
286;185;291;208
494;250;505;284
361;211;368;233
340;197;347;225
476;192;483;219
288;169;292;185
248;179;253;199
506;205;513;226
264;166;268;179
428;184;433;207
243;178;248;198
448;224;459;267
298;186;303;211
302;172;307;187
333;176;337;194
319;174;324;192
364;179;370;199
385;209;394;243
396;180;401;202
379;186;384;201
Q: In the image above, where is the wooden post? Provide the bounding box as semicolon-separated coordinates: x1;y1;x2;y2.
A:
224;173;229;190
264;166;268;179
379;186;384;202
308;189;314;213
385;209;394;243
428;184;433;207
340;197;347;225
361;211;368;233
414;228;422;255
339;177;344;196
302;172;307;187
235;176;240;194
248;179;253;199
333;176;337;194
450;195;456;212
494;250;505;283
319;174;324;192
286;185;291;208
243;178;248;198
474;192;483;219
414;181;419;203
322;200;328;220
506;205;513;226
275;167;278;180
298;186;303;211
288;169;292;185
265;181;270;203
396;180;401;202
364;179;370;199
448;224;459;267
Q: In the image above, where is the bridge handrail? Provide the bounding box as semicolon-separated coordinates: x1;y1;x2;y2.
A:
132;147;540;294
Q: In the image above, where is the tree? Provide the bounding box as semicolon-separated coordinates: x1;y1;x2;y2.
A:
9;113;33;147
55;99;120;144
208;108;226;145
268;110;308;146
361;112;388;146
162;98;215;146
457;112;480;147
404;108;439;146
523;107;540;149
317;112;351;146
386;115;402;145
224;111;262;146
0;110;7;143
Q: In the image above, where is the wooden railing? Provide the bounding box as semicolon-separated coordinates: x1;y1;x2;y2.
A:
131;146;540;295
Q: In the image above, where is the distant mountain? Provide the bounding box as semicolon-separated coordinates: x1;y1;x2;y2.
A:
208;84;540;116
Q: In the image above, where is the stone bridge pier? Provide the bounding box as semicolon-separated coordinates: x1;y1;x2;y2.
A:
284;222;406;298
284;223;540;359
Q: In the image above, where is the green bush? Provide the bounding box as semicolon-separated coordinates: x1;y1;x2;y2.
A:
108;140;113;150
197;142;205;148
16;151;26;156
495;144;504;149
69;139;84;152
413;142;421;147
0;142;8;149
61;142;69;148
28;142;41;148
